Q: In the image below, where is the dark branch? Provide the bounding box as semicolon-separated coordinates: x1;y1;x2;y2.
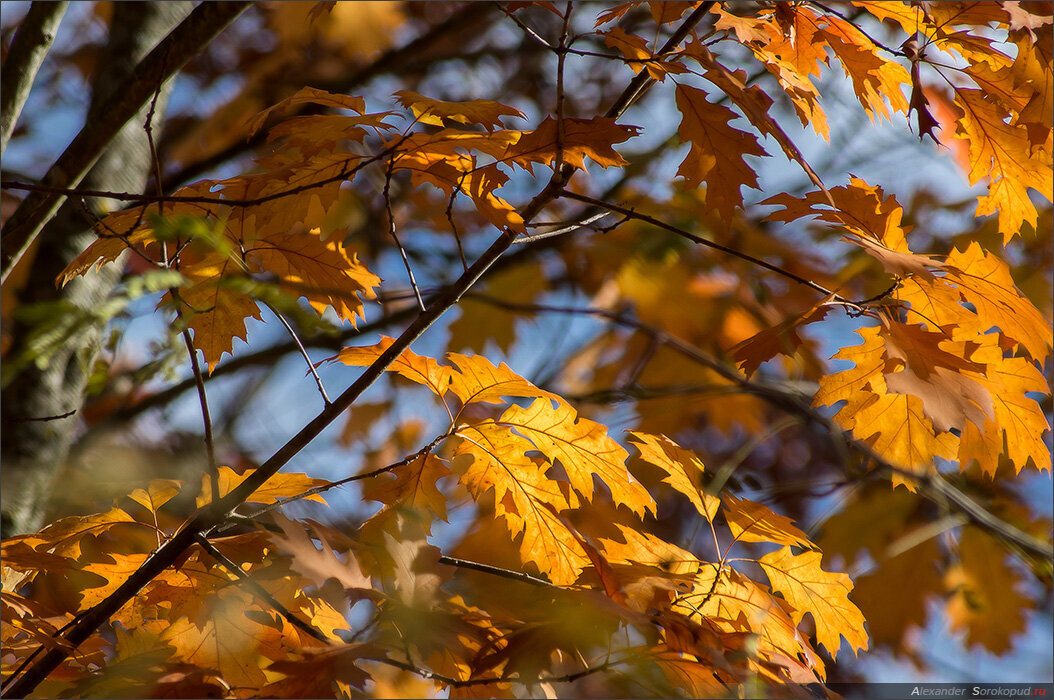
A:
0;1;250;284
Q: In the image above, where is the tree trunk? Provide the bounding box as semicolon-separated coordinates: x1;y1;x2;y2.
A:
1;2;193;535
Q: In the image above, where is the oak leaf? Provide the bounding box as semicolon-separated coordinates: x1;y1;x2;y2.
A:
195;467;329;507
628;431;719;520
674;84;767;223
758;547;868;658
505;116;640;171
394;90;525;131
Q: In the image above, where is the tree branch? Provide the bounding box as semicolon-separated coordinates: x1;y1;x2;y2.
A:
0;1;68;156
0;1;250;284
0;9;712;692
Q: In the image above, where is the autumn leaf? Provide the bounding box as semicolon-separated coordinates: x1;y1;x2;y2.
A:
505;116;640;171
196;467;329;507
758;547;869;658
730;296;833;378
394;90;525;131
628;431;719;520
335;336;455;399
364;453;452;524
944;528;1030;654
453;425;588;585
493;398;656;516
722;494;816;551
674;84;767;223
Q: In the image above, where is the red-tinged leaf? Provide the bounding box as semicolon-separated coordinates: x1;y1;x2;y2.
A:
594;2;640;27
731;296;833;378
196;466;329;507
505;116;640;171
818;16;911;122
395;90;525;131
758;547;869;658
262;643;374;697
687;41;823;186
648;1;697;24
674;84;767;223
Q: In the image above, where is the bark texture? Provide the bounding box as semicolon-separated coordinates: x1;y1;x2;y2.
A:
1;2;193;535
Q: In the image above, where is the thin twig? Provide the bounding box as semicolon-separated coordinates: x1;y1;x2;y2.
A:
2;409;77;423
515;211;613;243
180;330;220;501
235;431;453;523
554;2;573;172
558;189;860;307
194;534;330;643
384;156;425;312
437;555;557;588
446;177;469;271
2;9;713;693
265;302;332;407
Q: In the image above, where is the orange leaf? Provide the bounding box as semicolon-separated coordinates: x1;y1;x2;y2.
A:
494;398;656;516
674;84;767;223
395;90;525;131
722;494;816;551
505;116;640;171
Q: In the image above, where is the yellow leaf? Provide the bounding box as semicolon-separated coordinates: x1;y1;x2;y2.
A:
196;466;328;507
848;392;959;489
952;88;1053;241
722;494;816;550
127;479;183;515
944;242;1053;364
496;398;656;516
454;425;588;585
446;353;558;407
394;90;525;131
335;336;454;398
364;453;452;524
628;431;720;520
758;547;869;658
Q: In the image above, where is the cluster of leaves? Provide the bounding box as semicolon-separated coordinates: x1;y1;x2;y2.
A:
2;1;1052;698
3;350;867;697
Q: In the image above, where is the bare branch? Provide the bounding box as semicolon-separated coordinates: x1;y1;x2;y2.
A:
0;2;68;156
384;156;425;312
265;302;332;407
